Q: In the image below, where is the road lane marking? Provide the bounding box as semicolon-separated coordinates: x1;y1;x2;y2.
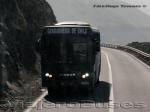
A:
102;51;114;112
24;90;48;112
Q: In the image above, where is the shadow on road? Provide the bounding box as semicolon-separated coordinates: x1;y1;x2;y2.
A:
44;81;111;104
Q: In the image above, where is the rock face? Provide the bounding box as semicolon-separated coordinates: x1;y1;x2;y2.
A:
0;0;57;95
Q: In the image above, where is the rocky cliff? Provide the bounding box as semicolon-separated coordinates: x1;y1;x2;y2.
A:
0;0;56;96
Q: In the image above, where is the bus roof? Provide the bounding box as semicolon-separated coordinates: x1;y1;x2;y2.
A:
43;21;100;32
55;21;90;26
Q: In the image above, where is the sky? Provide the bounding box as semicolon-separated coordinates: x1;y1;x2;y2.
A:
47;0;150;44
121;0;150;17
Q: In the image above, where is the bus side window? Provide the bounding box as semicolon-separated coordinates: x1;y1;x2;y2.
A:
93;32;100;52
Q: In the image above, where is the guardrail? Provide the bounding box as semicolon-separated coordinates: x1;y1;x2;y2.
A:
101;43;150;66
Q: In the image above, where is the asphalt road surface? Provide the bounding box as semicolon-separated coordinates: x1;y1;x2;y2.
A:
103;48;150;112
28;48;150;112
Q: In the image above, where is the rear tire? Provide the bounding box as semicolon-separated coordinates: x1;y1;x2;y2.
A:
96;65;100;83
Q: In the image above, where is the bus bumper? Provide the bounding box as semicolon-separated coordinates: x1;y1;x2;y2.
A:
42;77;92;89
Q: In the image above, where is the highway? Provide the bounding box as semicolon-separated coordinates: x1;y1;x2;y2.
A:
103;48;150;112
25;48;150;112
24;0;150;111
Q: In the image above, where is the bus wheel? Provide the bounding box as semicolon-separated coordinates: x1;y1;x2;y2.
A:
96;66;100;84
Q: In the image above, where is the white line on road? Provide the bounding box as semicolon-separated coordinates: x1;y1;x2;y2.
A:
24;90;48;112
102;51;114;112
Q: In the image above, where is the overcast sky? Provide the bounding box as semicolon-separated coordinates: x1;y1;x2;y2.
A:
121;0;150;17
47;0;150;44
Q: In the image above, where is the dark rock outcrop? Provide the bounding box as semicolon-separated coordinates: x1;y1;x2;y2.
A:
0;0;57;96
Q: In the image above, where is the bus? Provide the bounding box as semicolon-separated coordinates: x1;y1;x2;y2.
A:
36;21;101;94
